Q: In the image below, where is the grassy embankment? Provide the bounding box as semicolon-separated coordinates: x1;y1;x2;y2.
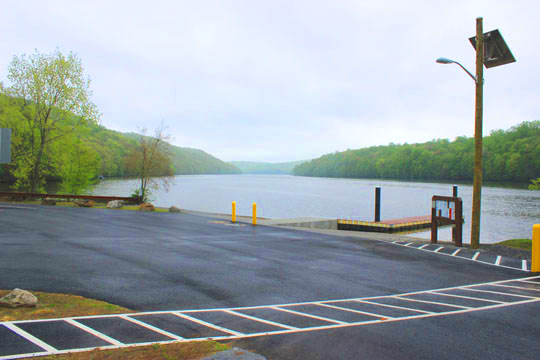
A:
495;238;532;251
0;290;229;359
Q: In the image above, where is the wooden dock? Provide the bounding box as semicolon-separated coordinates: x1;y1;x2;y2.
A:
337;216;432;233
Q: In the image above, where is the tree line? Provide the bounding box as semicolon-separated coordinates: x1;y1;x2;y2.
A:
293;120;540;184
0;50;239;198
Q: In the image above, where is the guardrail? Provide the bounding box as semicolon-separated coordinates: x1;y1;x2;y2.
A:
0;192;142;204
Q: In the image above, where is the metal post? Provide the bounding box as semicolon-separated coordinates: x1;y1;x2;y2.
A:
232;201;236;223
452;185;458;243
453;185;458;197
471;17;484;249
375;187;381;222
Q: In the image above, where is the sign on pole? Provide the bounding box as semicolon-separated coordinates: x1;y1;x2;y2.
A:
0;128;12;164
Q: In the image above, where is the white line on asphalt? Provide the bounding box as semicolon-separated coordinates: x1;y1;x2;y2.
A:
490;284;540;293
394;296;472;309
3;323;57;353
352;300;434;314
223;310;298;330
172;312;244;336
495;256;502;265
120;315;184;340
519;280;540;285
65;319;124;346
404;242;414;246
462;288;537;299
451;249;462;256
522;260;528;271
472;252;481;260
428;291;506;304
434;247;444;253
315;303;393;319
270;306;346;325
419;244;429;249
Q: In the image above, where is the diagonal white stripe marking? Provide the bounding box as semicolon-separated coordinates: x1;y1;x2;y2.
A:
518;280;540;285
472;252;481;260
495;256;502;265
451;249;462;256
419;244;429;249
352;300;434;314
3;323;57;353
271;306;346;325
434;247;444;253
522;260;528;271
172;312;243;336
65;319;123;346
224;310;298;330
404;242;414;246
120;315;184;340
428;291;506;304
316;303;393;319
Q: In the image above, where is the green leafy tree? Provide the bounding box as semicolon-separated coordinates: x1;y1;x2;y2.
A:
3;49;100;191
124;124;174;202
530;178;540;190
55;136;101;195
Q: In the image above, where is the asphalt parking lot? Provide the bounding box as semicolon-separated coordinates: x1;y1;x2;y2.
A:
0;204;538;359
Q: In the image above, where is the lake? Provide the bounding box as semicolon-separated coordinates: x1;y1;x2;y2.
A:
90;174;540;244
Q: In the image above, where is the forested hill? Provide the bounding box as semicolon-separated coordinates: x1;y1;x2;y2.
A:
0;94;240;185
293;121;540;183
229;160;307;174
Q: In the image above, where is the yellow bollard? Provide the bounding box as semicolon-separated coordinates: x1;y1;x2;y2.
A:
252;203;257;226
532;224;540;272
232;201;236;223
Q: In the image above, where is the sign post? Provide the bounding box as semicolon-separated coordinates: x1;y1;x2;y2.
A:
431;195;463;247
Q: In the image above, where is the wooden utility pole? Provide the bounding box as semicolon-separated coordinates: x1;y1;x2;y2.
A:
471;17;484;249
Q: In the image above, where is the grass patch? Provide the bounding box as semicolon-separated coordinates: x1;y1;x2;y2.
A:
39;341;229;360
495;238;532;251
0;290;132;322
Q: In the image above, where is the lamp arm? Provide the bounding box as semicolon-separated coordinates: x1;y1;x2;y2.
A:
454;61;478;83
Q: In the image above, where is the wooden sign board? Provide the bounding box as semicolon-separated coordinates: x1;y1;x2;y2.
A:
431;195;463;247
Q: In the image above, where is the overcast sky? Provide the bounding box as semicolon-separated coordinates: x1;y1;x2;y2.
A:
1;1;538;162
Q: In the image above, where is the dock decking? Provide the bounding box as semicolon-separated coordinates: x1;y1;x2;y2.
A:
337;215;432;233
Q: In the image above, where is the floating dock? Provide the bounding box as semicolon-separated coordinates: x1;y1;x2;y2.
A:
338;215;432;233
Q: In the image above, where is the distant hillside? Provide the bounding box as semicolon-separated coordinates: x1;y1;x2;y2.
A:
123;132;241;175
230;160;308;174
293;121;540;183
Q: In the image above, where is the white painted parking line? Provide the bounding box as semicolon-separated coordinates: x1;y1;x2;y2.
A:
394;296;472;309
223;310;298;330
462;288;538;299
315;303;393;319
519;280;540;285
172;312;244;336
522;260;528;271
491;284;540;293
428;291;506;304
434;247;444;253
472;252;481;260
451;249;462;256
495;256;502;265
3;322;57;353
353;300;434;314
271;306;346;325
419;244;429;249
65;319;124;346
120;315;184;340
404;242;414;246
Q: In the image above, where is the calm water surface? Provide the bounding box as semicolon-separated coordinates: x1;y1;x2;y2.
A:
90;175;540;244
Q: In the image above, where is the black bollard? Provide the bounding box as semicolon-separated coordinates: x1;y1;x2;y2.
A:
375;187;381;222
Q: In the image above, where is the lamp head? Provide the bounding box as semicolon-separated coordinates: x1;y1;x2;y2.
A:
436;57;455;64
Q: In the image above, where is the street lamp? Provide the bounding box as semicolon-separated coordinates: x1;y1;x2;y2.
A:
436;17;515;249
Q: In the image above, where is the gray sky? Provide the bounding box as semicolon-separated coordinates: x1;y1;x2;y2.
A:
1;0;538;162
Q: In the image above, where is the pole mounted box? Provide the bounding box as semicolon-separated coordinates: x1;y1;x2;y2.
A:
0;128;11;164
469;29;516;68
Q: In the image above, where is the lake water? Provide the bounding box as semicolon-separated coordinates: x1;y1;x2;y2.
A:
90;174;540;244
